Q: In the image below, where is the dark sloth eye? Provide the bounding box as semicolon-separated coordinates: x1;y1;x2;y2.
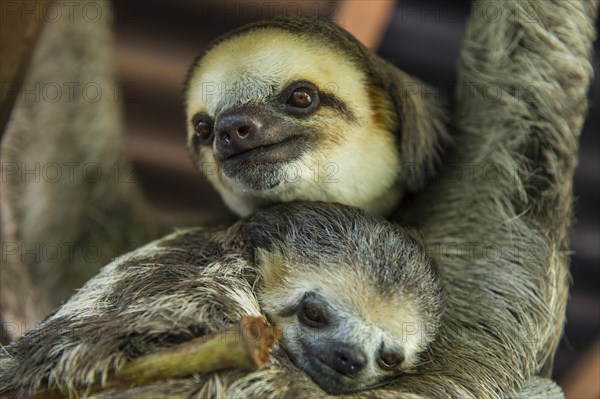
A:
288;87;313;108
298;292;328;328
280;81;320;115
377;345;404;371
303;302;325;325
191;114;214;146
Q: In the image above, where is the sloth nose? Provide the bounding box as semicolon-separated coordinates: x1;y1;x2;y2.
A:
215;114;261;157
327;343;366;377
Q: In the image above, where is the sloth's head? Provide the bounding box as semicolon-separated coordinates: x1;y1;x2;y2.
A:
185;17;448;217
242;203;445;394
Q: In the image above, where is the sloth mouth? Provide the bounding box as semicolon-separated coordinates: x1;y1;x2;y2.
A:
219;135;307;191
221;134;308;191
304;357;362;394
295;343;364;394
222;135;304;165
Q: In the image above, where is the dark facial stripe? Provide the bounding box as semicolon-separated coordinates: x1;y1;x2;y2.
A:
320;92;357;123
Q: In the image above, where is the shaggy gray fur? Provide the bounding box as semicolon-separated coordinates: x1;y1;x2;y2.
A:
0;0;596;397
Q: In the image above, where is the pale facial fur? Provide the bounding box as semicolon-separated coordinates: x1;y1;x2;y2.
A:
186;29;402;217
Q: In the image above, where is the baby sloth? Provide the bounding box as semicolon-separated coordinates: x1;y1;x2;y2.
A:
0;203;444;396
253;204;445;393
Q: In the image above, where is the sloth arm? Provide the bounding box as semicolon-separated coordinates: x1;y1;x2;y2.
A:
0;227;260;394
423;0;597;380
389;0;595;396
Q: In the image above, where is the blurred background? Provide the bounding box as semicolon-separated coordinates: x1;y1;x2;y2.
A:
1;0;598;397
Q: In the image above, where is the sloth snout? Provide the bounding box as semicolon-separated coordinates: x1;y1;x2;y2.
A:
327;343;367;377
215;114;261;157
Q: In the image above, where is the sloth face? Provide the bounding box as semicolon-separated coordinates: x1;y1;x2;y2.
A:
240;203;444;393
256;252;441;394
185;28;402;217
272;290;413;394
